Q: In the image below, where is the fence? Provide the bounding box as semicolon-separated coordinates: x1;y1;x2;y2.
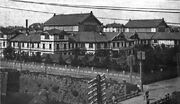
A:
150;94;171;104
0;60;141;84
107;91;140;104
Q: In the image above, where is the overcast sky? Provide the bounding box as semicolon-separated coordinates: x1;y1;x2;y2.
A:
0;0;180;26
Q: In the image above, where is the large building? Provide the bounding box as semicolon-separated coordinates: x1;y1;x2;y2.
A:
44;11;103;32
125;18;169;32
7;12;180;58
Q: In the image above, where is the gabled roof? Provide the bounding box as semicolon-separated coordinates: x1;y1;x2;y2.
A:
69;32;118;42
125;32;156;40
153;32;180;40
125;19;167;28
112;32;133;41
125;32;180;40
44;11;101;26
11;32;41;42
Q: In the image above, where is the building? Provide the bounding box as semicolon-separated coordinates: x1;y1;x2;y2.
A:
0;31;8;57
125;18;169;32
126;32;180;47
44;11;102;32
40;29;71;55
103;23;124;32
10;32;41;55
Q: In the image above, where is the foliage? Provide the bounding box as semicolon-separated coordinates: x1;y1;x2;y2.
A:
3;46;16;60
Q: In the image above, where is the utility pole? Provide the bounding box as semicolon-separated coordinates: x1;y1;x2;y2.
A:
127;54;135;83
177;53;180;76
137;51;145;92
88;74;106;104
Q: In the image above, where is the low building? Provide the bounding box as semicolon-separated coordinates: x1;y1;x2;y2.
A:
103;23;124;32
125;18;169;32
0;31;8;57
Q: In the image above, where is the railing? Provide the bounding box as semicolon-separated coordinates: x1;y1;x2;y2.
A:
0;60;141;83
150;94;171;104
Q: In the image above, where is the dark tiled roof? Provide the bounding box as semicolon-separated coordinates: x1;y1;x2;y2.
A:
125;32;156;40
44;12;92;26
125;32;180;40
11;32;41;42
112;32;133;41
69;32;118;42
125;19;165;28
104;23;124;28
153;32;180;40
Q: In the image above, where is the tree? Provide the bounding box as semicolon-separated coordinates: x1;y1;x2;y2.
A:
3;46;16;60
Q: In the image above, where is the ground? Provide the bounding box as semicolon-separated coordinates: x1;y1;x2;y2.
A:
120;76;180;104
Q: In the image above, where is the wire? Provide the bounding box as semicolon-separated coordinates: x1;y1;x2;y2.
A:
0;5;53;14
0;5;180;25
10;0;180;14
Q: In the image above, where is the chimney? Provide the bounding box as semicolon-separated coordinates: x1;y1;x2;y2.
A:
26;19;28;34
53;13;56;16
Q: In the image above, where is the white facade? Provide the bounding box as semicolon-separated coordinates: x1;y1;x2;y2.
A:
44;26;79;32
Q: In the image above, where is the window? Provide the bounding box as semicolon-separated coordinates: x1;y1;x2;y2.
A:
117;42;119;47
56;44;59;49
81;43;85;48
37;43;40;48
3;42;5;47
89;43;93;48
64;44;67;49
72;43;74;48
32;43;34;48
22;43;24;47
45;34;49;39
113;43;115;48
49;44;52;49
13;42;15;47
27;43;29;48
59;35;64;39
97;43;101;48
84;25;97;31
104;43;107;48
43;44;45;49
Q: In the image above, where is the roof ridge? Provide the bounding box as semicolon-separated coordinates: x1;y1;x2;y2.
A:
55;13;90;16
129;19;163;21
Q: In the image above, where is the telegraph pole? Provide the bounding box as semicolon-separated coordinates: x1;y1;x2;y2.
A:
88;74;106;104
137;51;145;92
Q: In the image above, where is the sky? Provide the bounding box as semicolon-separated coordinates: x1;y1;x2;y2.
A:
0;0;180;27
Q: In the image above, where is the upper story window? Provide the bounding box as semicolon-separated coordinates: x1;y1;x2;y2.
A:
0;35;4;38
81;43;85;48
3;42;5;47
84;25;97;31
13;42;15;47
59;35;64;39
22;43;24;47
43;44;45;49
49;44;52;49
27;43;29;48
64;44;67;49
117;42;119;47
104;43;107;48
89;43;93;48
32;43;34;48
45;34;50;39
113;43;115;48
37;43;40;48
56;44;59;49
